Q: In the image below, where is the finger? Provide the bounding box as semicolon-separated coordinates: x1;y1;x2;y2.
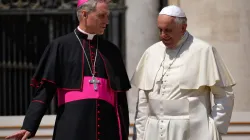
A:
5;131;25;139
15;136;21;140
13;133;22;140
15;134;23;140
5;133;20;139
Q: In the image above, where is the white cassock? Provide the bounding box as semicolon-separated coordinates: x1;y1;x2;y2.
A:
131;32;236;140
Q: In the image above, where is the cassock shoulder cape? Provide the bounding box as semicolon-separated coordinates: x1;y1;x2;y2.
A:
31;31;131;92
131;33;236;90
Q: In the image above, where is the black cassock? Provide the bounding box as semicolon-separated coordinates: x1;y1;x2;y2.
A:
21;29;131;140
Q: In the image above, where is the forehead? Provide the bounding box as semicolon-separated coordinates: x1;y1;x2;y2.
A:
157;15;175;27
95;2;110;13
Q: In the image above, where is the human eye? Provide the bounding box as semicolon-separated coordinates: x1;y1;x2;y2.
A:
98;14;105;18
166;29;172;33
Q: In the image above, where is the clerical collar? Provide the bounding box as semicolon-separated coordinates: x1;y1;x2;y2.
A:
77;26;96;40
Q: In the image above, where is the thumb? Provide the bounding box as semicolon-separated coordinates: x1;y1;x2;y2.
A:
21;132;30;140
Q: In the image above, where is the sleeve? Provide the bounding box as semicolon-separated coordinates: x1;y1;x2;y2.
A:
117;92;130;140
210;85;234;134
21;82;57;138
134;89;149;140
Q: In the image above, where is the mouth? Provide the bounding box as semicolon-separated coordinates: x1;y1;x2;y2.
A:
166;37;172;41
163;37;172;43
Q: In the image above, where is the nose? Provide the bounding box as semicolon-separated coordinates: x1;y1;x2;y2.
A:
160;31;165;37
160;30;169;36
105;16;109;25
160;32;168;38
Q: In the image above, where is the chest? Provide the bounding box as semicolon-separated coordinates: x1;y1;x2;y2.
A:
150;50;190;98
155;49;188;84
58;41;107;78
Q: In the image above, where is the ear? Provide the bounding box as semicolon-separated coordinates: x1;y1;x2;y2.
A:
181;24;187;33
81;10;88;18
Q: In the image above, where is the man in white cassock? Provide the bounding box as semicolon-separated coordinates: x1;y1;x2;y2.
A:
131;5;236;140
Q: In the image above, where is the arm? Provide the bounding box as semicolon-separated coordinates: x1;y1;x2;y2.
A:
21;82;56;138
210;86;234;134
134;89;148;140
117;92;130;140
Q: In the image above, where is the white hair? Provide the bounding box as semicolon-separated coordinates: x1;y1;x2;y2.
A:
174;17;187;25
76;0;99;21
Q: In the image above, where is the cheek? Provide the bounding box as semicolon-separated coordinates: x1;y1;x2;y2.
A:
172;34;182;42
87;18;92;25
93;19;101;27
171;30;182;39
87;18;97;26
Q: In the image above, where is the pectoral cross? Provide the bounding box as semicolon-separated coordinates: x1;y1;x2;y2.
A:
156;80;162;93
89;76;100;91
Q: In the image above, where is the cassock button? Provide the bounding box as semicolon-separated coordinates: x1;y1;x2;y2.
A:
98;118;101;121
98;111;100;114
98;125;100;127
98;132;101;135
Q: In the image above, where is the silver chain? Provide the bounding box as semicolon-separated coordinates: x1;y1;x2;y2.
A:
74;29;98;76
161;34;189;79
161;43;183;77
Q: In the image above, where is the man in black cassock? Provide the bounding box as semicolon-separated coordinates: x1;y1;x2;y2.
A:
6;0;131;140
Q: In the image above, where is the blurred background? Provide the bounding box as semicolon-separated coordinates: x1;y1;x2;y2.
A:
0;0;250;139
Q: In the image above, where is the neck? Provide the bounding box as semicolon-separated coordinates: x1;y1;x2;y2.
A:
79;23;95;34
78;24;96;40
168;31;188;49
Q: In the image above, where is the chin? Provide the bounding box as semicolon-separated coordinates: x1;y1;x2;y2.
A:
97;31;105;35
162;42;175;49
97;33;104;35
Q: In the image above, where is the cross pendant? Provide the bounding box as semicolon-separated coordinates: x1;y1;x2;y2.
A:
89;76;100;91
156;79;163;94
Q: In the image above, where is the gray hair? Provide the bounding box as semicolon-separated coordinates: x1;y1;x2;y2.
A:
174;17;187;25
76;0;99;21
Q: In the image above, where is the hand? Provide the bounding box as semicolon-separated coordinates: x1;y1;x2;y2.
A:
5;130;31;140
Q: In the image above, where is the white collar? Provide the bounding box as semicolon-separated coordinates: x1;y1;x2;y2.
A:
77;26;96;40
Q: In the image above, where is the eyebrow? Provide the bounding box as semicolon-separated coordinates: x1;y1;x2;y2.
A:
98;10;110;14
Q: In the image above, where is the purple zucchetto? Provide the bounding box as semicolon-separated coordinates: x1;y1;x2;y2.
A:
77;0;88;7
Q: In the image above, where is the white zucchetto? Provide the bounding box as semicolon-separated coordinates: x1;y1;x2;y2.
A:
159;5;186;17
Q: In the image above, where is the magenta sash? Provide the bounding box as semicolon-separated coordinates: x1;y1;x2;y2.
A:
57;76;115;106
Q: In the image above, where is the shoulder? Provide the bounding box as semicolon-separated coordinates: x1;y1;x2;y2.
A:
142;41;165;56
189;36;214;51
46;32;76;51
100;38;122;54
51;32;75;45
135;41;165;63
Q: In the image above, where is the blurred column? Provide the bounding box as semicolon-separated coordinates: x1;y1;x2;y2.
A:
125;0;159;121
